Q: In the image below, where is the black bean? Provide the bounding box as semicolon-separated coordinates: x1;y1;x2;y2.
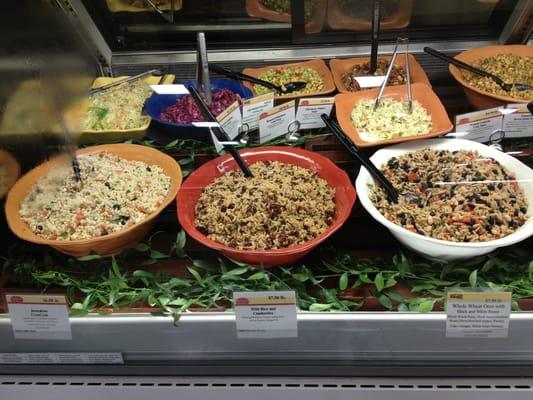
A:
520;207;527;213
480;191;489;196
423;153;429;161
146;166;151;172
487;184;495;191
37;225;43;231
112;204;120;210
197;226;208;235
104;182;111;188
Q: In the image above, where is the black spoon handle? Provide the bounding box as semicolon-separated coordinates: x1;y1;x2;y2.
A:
188;86;253;178
424;47;504;85
209;65;281;92
321;114;399;203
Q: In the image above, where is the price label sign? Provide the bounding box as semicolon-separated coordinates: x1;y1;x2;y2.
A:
216;100;242;140
233;291;297;339
6;294;71;340
258;100;296;144
503;103;533;138
242;92;275;131
296;97;335;129
454;108;503;143
446;291;511;338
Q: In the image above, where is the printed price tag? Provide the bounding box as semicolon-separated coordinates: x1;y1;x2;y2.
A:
233;291;297;339
259;100;296;144
296;97;335;129
353;75;386;88
150;84;189;95
503;103;533;138
216;100;242;140
242;92;275;131
454;108;503;143
446;291;511;338
6;294;71;340
0;352;124;364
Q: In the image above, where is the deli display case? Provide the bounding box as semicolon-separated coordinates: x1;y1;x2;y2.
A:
0;1;532;399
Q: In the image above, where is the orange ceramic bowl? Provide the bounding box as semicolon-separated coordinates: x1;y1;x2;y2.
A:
176;146;356;266
242;59;336;101
5;144;182;257
449;45;533;110
0;149;21;199
330;54;431;93
335;82;453;148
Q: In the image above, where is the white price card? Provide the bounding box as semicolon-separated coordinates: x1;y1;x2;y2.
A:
150;84;189;95
296;97;335;129
503;103;533;138
454;107;503;143
353;75;386;89
6;294;71;340
233;291;297;339
259;100;296;144
446;291;511;338
0;352;123;364
242;92;275;131
216;100;242;140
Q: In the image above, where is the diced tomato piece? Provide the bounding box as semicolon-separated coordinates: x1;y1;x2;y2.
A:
418;183;425;193
407;171;418;182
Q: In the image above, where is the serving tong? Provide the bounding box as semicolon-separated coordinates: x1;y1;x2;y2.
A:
88;69;162;96
208;64;307;95
424;47;533;93
188;86;253;178
373;37;412;112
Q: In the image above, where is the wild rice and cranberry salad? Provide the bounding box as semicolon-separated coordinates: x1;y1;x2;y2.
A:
195;161;335;250
370;149;529;242
20;152;170;240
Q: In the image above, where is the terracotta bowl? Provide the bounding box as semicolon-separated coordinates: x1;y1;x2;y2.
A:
242;59;336;101
5;144;182;257
0;149;21;199
330;54;431;93
449;45;533;110
335;82;453;148
176;146;356;266
245;0;327;34
327;0;413;31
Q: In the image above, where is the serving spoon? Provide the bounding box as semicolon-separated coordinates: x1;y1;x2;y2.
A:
424;47;533;93
208;64;307;95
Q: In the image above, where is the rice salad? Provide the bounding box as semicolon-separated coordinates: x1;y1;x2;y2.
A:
370;149;529;242
351;98;432;141
195;161;335;250
20;152;170;241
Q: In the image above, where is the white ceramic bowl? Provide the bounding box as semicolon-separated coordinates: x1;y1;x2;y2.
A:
355;138;533;261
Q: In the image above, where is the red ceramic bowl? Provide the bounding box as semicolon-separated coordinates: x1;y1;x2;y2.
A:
176;146;356;266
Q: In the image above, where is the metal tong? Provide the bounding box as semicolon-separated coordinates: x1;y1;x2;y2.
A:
373;37;412;113
188;86;253;178
88;69;161;96
196;32;212;104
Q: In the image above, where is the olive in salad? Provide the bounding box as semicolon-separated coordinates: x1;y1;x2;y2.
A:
342;58;406;92
253;66;324;96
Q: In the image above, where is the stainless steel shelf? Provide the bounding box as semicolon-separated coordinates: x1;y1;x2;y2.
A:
1;312;532;364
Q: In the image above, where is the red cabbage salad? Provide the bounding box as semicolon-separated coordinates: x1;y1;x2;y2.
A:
159;88;241;124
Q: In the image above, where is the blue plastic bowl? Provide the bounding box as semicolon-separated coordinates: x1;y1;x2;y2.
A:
144;78;253;144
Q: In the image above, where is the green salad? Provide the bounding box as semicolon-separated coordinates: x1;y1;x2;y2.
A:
351;98;432;141
84;80;153;131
